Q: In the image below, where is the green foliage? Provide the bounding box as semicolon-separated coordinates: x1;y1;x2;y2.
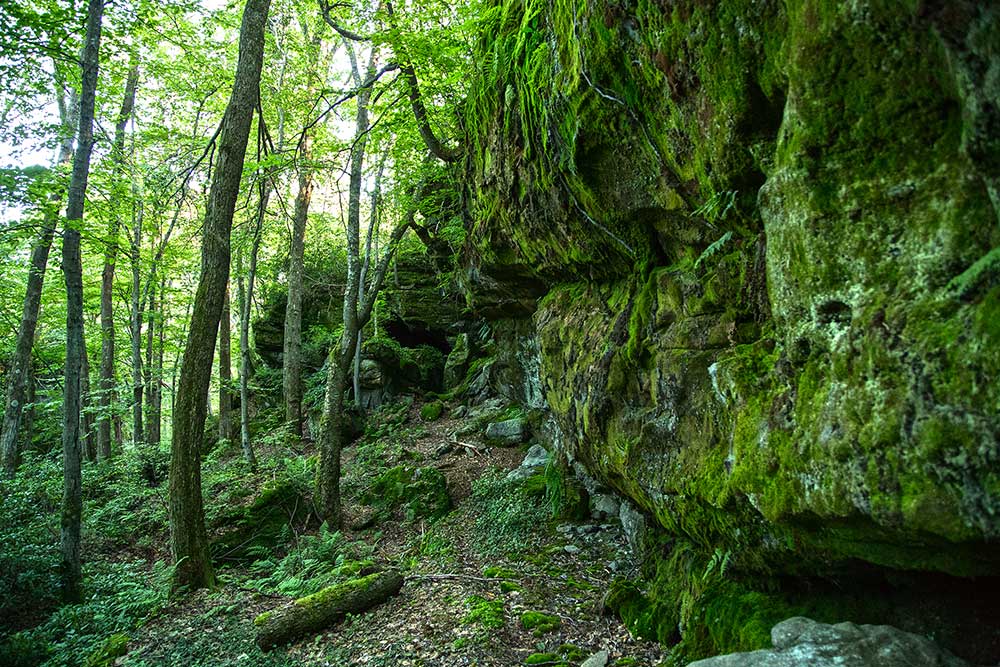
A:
84;633;128;667
0;560;169;667
419;400;444;421
469;467;548;555
245;524;375;599
0;452;62;627
462;595;505;629
362;465;451;523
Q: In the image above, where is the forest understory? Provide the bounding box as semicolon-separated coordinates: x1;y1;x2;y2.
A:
2;396;663;667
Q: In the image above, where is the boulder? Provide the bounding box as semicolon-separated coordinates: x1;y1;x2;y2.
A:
484;417;529;446
506;444;550;482
687;617;969;667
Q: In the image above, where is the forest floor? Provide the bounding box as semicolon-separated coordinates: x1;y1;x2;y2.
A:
120;399;665;667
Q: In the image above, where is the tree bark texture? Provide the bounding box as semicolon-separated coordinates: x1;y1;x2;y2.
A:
168;0;270;593
98;62;139;460
61;0;103;604
254;570;403;650
283;137;312;440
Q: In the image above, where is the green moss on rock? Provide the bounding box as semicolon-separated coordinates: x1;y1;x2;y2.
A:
362;465;451;523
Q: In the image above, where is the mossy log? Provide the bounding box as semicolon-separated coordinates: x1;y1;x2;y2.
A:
254;570;404;649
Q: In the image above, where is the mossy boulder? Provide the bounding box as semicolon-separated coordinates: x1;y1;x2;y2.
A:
420;400;445;422
210;479;312;562
362;465;451;522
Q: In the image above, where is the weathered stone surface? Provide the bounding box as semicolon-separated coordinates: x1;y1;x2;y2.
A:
460;0;1000;661
443;333;470;390
484;418;529;446
580;650;609;667
590;494;620;521
506;444;549;482
687;617;969;667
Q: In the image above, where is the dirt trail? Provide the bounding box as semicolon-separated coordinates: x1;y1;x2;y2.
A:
125;401;664;666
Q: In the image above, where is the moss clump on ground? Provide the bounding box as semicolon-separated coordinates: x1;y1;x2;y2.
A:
362;465;451;523
524;652;564;665
420;400;445;421
520;610;561;636
462;595;505;629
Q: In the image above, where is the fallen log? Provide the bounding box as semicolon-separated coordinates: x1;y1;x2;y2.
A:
254;569;404;649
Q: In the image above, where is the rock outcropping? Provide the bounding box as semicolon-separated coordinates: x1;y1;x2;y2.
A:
458;0;1000;662
688;617;969;667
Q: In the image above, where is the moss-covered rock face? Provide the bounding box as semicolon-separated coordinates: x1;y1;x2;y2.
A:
361;465;451;523
463;0;1000;661
210;480;313;563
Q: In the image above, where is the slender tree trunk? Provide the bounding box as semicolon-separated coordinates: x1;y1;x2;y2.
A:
353;159;384;406
99;62;139;460
169;0;270;593
82;339;96;463
238;187;266;471
0;71;78;477
1;214;57;476
218;286;236;442
131;193;144;448
144;277;157;447
283;137;312;441
62;0;103;603
317;45;374;527
150;274;165;449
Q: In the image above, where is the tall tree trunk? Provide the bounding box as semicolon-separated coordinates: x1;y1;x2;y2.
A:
353;158;384;406
62;0;103;603
218;286;236;442
150;274;165;449
144;277;157;447
1;212;57;477
99;62;139;460
168;0;270;593
237;182;267;471
82;339;96;463
131;192;144;448
0;69;78;477
283;137;312;441
317;44;374;527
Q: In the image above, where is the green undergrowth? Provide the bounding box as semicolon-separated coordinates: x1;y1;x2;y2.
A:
0;560;170;667
361;465;452;523
468;467;550;556
244;524;376;599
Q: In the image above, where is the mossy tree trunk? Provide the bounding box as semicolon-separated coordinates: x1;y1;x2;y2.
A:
254;570;404;650
169;0;270;593
61;0;104;604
